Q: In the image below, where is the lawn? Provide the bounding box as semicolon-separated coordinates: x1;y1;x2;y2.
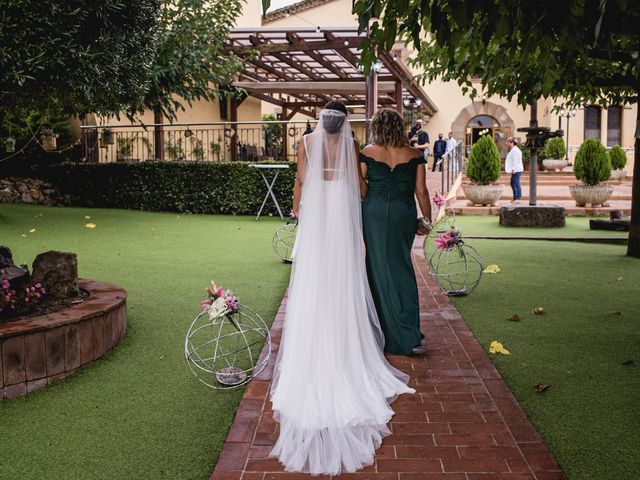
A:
0;204;290;480
438;216;640;480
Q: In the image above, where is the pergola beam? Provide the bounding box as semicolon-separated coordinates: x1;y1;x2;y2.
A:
234;81;399;94
228;37;365;56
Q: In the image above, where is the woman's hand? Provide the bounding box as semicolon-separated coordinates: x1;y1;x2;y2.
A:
416;217;433;236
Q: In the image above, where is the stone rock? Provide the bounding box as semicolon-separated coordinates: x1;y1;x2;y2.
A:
499;205;566;228
0;246;30;288
589;219;630;231
31;251;79;298
0;177;59;206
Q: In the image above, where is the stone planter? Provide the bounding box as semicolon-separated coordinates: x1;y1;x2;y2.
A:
543;158;568;171
569;184;614;207
462;183;504;206
610;169;627;181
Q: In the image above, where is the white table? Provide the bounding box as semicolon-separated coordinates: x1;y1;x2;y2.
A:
249;164;290;220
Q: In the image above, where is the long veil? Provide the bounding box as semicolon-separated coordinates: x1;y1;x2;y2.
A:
269;110;414;476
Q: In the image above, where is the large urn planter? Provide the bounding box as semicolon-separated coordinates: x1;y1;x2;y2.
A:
462;184;504;206
569;184;614;207
543;158;568;171
610;169;627;181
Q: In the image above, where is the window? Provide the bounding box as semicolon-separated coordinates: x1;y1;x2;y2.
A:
584;106;601;140
607;106;622;147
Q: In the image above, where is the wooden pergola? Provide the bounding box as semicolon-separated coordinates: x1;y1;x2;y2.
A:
224;27;437;155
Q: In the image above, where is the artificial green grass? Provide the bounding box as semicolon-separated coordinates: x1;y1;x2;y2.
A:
439;217;640;480
0;204;291;480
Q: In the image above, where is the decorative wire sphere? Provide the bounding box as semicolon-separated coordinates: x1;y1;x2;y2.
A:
429;243;484;296
273;219;298;263
185;305;271;389
442;206;456;227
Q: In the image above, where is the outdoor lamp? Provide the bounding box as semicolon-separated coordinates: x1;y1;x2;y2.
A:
415;98;423;107
403;98;411;108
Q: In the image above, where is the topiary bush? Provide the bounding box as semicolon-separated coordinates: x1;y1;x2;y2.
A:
609;145;627;170
40;161;296;215
573;138;611;185
466;135;501;185
545;137;566;159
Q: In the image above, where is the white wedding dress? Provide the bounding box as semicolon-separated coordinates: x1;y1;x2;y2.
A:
269;110;415;476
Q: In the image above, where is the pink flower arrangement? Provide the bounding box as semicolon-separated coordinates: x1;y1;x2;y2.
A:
200;280;240;314
1;280;45;313
435;228;463;250
433;192;446;208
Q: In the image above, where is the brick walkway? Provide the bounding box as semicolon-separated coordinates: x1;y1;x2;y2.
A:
210;238;566;480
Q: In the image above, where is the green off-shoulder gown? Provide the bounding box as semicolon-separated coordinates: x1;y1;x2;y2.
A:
360;153;424;356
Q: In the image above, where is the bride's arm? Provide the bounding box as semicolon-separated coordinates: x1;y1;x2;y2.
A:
291;140;306;217
354;140;367;199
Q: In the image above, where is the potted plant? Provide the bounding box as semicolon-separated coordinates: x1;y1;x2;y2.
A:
569;138;613;207
101;128;115;146
542;137;568;171
609;145;627;181
40;128;58;151
462;135;504;206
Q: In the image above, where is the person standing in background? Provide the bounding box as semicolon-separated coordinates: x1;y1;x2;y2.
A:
505;136;524;204
432;133;447;172
445;132;457;154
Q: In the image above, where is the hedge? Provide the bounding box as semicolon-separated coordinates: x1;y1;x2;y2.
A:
42;161;296;215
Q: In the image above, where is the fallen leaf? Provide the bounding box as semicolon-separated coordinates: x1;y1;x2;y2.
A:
85;223;96;229
617;276;624;282
622;359;636;366
489;340;510;355
534;383;551;393
85;215;91;220
532;307;545;315
21;234;27;238
28;228;36;234
483;264;501;274
507;314;520;322
613;310;622;315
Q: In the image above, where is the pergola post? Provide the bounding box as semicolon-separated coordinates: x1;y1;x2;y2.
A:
365;72;379;142
395;81;404;115
230;98;238;162
282;107;288;162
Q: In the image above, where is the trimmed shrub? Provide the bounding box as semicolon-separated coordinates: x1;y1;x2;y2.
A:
466;135;501;185
574;138;611;185
41;161;296;215
545;137;566;159
609;145;627;170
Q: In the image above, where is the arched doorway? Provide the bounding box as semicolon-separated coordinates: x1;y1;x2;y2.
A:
450;101;516;158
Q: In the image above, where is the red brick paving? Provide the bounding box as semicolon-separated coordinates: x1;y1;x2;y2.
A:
210;236;566;480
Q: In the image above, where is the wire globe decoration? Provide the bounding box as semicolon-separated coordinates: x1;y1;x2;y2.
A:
429;240;484;297
273;219;298;263
185;305;271;389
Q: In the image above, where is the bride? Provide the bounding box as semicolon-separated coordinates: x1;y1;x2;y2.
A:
269;100;415;475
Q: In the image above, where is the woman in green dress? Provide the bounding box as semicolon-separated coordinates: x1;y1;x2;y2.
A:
360;108;433;356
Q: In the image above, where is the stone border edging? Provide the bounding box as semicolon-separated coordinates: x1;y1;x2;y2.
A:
0;279;127;400
464;235;627;245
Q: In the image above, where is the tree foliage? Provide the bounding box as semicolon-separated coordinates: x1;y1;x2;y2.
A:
140;0;246;120
352;0;640;108
0;0;160;118
609;145;627;170
574;138;611;185
466;135;501;185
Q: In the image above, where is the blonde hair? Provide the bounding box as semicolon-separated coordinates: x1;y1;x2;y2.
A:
370;108;409;148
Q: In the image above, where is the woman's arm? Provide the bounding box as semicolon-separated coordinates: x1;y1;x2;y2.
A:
355;140;368;199
291;139;306;217
415;163;432;222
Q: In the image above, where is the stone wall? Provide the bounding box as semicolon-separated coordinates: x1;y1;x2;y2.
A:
0;178;60;206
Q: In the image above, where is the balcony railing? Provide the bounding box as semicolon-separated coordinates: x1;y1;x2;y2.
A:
80;121;368;164
437;141;465;195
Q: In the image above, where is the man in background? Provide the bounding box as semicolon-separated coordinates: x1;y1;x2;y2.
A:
505;136;524;204
445;131;457;154
408;119;430;161
432;133;447;172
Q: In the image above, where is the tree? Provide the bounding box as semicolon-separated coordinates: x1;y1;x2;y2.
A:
134;0;246;160
352;0;640;257
0;0;160;118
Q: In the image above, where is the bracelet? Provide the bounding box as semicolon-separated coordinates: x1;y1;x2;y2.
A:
418;217;433;231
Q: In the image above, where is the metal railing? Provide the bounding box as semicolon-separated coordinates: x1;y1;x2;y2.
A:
80;120;368;164
436;141;464;195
